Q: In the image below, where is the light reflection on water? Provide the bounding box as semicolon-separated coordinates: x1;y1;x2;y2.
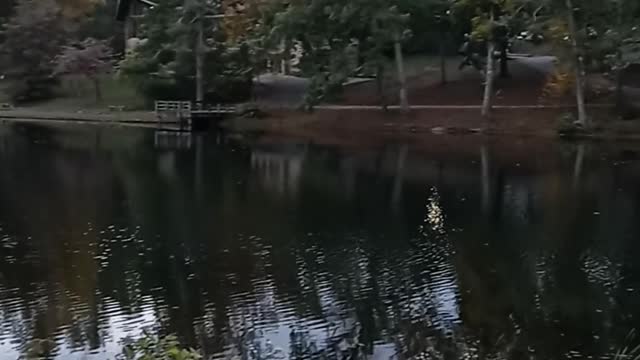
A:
0;124;639;359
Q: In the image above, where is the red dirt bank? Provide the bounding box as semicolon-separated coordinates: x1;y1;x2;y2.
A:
234;56;629;140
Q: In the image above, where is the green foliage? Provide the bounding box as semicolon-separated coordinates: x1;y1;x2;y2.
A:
22;338;58;359
120;333;202;360
56;38;114;78
119;0;253;104
265;0;410;105
401;0;453;53
4;0;635;110
0;0;71;103
117;0;188;102
56;38;115;102
451;0;523;42
56;0;102;18
529;0;640;76
77;0;125;54
0;0;16;20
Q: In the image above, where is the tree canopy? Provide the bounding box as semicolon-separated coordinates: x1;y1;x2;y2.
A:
1;0;71;102
119;0;254;103
2;0;639;116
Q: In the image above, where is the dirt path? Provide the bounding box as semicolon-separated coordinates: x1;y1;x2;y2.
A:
316;104;613;110
342;56;559;106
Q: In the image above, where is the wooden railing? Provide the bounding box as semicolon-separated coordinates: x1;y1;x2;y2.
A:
155;101;192;131
155;100;239;131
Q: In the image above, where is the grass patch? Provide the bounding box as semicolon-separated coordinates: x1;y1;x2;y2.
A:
52;74;146;110
0;74;146;112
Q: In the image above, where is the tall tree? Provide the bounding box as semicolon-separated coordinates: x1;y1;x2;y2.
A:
1;0;70;102
119;0;254;103
56;38;114;102
482;11;497;118
529;0;632;124
564;0;587;125
78;0;125;54
453;0;516;117
266;0;410;107
394;31;409;112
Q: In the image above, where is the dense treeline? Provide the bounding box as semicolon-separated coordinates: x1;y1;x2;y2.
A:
1;0;640;120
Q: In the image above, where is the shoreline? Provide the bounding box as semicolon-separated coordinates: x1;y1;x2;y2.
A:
227;106;640;142
2;106;640;141
0;109;156;123
0;116;159;128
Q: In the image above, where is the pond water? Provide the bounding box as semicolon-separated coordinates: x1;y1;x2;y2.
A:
1;123;640;359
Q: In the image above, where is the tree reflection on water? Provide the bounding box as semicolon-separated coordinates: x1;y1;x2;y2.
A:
0;124;639;359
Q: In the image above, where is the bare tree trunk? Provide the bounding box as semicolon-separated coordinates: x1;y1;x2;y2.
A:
92;76;102;103
481;145;490;214
482;40;496;118
123;18;133;54
615;0;625;115
616;67;625;113
394;32;409;112
195;19;205;103
376;64;387;110
195;135;204;197
574;62;588;126
283;38;292;75
439;32;448;84
499;41;510;78
392;144;408;212
573;143;585;189
565;0;588;126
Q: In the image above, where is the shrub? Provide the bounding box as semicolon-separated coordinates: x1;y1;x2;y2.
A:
120;333;202;360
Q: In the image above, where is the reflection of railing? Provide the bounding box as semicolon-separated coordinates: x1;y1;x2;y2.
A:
251;150;304;196
154;130;193;149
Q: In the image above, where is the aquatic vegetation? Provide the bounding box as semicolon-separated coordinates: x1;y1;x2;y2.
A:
119;333;202;360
